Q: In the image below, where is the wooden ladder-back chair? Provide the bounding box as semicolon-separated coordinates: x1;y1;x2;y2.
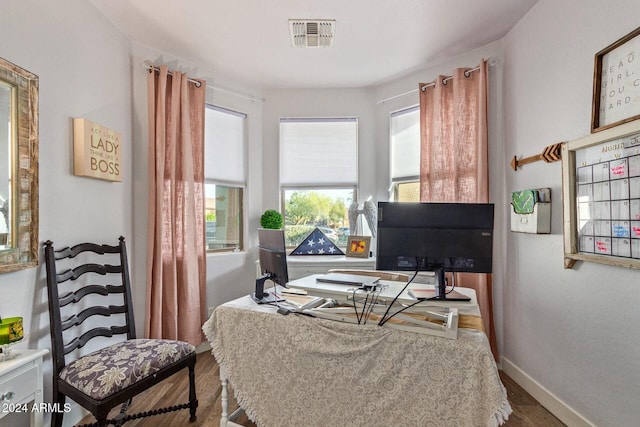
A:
44;236;198;427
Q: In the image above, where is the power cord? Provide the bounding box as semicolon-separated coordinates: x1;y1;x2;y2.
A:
363;288;381;324
378;273;459;326
377;268;419;326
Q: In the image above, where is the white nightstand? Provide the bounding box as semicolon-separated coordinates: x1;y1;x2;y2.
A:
0;349;49;427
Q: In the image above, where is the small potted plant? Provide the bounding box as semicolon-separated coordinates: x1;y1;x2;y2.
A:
260;209;283;229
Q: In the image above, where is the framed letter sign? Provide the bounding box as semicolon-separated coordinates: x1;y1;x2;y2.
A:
592;26;640;132
73;118;122;182
562;118;640;269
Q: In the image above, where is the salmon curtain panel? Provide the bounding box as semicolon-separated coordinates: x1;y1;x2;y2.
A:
146;65;206;345
419;59;498;358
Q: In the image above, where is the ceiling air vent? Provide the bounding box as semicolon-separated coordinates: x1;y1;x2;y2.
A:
289;19;335;48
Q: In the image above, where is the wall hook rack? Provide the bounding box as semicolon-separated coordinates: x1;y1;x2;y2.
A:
510;142;564;171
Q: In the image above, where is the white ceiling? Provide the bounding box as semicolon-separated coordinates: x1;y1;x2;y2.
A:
89;0;538;89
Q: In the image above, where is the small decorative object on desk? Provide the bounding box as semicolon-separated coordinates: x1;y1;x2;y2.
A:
0;316;25;361
0;316;23;344
348;198;377;237
346;235;371;258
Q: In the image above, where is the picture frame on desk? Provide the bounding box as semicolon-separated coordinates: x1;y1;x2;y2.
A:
591;26;640;133
345;235;370;258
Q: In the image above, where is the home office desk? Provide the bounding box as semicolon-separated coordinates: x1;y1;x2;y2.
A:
286;274;479;310
202;279;510;427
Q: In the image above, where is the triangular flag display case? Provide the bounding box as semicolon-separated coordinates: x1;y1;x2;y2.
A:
290;227;345;256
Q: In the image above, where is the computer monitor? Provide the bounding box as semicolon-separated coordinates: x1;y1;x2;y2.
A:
376;202;494;301
252;229;289;304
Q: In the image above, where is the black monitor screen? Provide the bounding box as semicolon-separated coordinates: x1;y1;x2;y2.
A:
257;228;289;287
376;202;494;300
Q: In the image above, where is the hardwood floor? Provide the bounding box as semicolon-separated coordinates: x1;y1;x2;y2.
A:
500;372;565;427
79;351;563;426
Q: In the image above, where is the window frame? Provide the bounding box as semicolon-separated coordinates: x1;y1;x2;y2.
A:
389;105;420;202
279;117;359;249
204;103;247;253
204;182;245;253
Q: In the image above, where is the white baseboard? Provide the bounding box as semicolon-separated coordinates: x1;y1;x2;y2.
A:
196;340;212;354
501;357;594;427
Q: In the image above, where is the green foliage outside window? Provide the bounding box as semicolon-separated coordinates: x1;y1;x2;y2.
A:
285;191;346;226
283;190;351;247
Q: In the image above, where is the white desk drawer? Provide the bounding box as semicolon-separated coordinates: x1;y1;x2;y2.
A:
0;364;38;407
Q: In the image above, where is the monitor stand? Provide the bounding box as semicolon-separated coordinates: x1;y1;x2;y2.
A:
251;273;285;304
433;266;471;301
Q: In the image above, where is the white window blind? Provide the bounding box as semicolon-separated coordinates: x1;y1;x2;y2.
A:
390;106;420;180
204;104;246;185
280;118;358;187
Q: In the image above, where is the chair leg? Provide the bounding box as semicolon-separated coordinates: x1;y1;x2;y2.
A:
188;360;198;422
94;405;112;427
51;392;66;427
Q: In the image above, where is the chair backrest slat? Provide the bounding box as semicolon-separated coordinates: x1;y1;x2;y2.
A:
61;305;127;331
45;236;137;375
56;263;122;283
64;325;130;354
54;242;121;260
59;284;125;307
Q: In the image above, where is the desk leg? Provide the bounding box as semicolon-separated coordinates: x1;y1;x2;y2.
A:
220;377;230;427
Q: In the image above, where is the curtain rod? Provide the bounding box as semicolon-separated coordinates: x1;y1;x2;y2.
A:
419;65;481;92
145;64;265;103
376;57;497;105
146;64;202;87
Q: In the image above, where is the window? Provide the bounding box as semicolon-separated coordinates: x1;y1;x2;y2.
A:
390;106;420;202
280;118;357;248
204;104;246;252
282;188;354;247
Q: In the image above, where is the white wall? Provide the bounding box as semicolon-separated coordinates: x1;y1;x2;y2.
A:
502;1;640;426
0;1;132;425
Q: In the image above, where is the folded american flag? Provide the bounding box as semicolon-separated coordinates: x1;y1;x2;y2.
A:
290;227;344;255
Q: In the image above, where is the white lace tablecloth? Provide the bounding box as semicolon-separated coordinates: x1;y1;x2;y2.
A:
203;295;511;427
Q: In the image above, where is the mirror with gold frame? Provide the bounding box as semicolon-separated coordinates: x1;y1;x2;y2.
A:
0;57;38;273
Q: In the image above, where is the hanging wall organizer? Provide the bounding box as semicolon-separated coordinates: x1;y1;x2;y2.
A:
510;188;551;234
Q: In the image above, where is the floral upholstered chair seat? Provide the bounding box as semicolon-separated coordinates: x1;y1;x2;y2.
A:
59;339;195;400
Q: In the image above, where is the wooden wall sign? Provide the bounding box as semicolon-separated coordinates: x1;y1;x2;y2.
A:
592;26;640;132
73;118;122;182
510;143;563;171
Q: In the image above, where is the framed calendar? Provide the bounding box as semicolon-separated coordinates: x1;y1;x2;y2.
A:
562;119;640;269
